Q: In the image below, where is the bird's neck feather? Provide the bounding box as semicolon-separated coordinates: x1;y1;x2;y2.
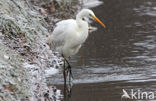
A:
76;15;88;28
76;15;88;40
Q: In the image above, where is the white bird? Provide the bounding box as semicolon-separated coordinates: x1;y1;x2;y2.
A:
47;9;105;81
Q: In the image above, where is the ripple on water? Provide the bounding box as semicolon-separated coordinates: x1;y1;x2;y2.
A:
48;0;156;86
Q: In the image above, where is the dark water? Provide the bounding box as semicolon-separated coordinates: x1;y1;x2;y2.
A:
48;0;156;100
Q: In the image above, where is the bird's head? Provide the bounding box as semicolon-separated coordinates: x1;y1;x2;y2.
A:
77;9;106;28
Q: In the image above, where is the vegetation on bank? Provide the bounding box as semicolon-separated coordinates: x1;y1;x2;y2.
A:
0;0;79;100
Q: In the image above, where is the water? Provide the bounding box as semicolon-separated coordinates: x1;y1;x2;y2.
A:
48;0;156;100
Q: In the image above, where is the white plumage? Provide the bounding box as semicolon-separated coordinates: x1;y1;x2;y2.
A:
47;9;105;58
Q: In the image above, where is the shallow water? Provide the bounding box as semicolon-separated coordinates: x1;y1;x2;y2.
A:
48;0;156;100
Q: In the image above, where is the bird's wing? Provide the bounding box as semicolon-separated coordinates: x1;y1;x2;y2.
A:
47;19;77;51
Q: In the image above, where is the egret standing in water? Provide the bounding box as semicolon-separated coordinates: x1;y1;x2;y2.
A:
47;9;106;82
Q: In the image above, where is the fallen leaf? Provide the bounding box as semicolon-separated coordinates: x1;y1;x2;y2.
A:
3;85;13;92
50;2;55;13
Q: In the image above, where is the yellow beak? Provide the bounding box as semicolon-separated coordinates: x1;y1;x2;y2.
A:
93;16;106;28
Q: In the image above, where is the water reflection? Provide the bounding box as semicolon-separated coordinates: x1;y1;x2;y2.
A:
48;0;156;100
57;81;156;101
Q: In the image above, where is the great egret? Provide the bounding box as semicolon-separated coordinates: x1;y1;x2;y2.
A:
47;9;105;82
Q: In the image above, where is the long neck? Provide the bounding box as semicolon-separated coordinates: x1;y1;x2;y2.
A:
76;13;85;28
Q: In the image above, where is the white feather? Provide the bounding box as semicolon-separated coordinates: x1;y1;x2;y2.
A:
47;9;104;57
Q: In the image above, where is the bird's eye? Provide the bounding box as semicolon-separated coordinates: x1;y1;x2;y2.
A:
89;14;92;17
82;17;85;21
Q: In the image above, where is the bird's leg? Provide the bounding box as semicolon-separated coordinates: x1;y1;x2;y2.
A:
62;55;73;82
63;58;67;84
64;58;73;81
